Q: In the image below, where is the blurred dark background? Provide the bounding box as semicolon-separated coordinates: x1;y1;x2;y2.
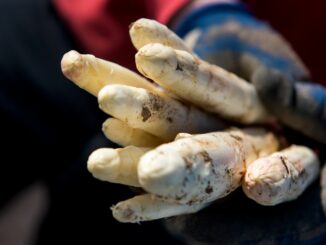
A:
246;0;326;85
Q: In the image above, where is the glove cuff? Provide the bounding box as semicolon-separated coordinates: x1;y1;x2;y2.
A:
172;1;250;38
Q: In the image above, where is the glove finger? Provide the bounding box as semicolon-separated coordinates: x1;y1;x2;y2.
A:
253;67;326;144
188;17;310;81
164;183;325;244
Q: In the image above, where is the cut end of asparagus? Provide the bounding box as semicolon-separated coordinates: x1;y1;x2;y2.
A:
243;146;319;206
111;201;138;223
243;156;287;205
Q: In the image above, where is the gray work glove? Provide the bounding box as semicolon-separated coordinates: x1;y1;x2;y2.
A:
161;2;326;244
174;1;326;144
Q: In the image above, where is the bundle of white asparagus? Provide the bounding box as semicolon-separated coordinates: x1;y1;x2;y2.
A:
61;18;321;223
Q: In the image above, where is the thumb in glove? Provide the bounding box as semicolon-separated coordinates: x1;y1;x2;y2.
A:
253;67;326;144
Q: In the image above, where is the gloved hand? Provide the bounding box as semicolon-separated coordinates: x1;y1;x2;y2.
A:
159;1;326;244
173;1;326;144
60;6;326;244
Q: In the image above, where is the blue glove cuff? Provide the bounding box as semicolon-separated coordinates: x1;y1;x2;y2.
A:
174;3;261;38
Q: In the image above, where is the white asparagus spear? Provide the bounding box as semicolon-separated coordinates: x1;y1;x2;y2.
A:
135;43;270;124
138;128;279;204
243;145;320;206
61;50;165;97
98;84;225;141
87;146;151;187
102;118;164;147
129;18;192;53
112;194;207;223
